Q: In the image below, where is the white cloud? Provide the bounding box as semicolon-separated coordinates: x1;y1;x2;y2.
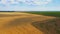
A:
33;0;52;5
0;0;52;6
0;0;7;4
20;0;52;5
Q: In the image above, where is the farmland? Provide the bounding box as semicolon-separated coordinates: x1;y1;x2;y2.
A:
0;12;60;34
25;11;60;17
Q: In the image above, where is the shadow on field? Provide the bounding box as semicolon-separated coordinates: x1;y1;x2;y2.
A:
0;14;21;17
3;17;32;28
32;18;60;34
3;16;39;28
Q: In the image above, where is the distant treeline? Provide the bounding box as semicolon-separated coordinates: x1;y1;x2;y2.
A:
0;11;15;12
0;11;60;12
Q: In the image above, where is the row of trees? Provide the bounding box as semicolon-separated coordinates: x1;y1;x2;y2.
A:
0;11;15;12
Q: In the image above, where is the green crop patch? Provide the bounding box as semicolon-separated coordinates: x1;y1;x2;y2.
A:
25;11;60;17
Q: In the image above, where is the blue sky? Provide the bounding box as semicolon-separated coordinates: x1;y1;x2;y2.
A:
0;0;60;11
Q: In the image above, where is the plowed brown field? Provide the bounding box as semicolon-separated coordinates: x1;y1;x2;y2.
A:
0;12;58;34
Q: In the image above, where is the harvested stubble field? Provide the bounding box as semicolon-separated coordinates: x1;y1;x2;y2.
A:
0;12;60;34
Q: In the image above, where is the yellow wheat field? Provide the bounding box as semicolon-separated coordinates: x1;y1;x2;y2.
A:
0;12;56;34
